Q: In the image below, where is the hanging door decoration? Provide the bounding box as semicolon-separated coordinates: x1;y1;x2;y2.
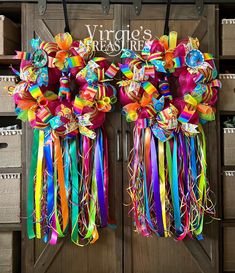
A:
118;31;221;240
10;32;119;245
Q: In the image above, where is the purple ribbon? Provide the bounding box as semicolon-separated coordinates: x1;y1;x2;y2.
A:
95;129;108;227
151;136;164;236
179;133;190;207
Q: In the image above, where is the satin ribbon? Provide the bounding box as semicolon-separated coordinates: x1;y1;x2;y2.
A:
95;129;108;227
85;134;99;243
63;139;70;197
54;137;69;232
131;127;148;236
158;140;168;237
151;135;163;236
44;134;54;242
178;93;214;124
35;130;44;239
172;136;182;234
194;125;207;237
70;138;79;243
143;128;156;232
27;129;39;239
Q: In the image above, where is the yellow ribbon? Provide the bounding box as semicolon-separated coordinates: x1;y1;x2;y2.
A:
35;130;44;239
184;93;214;116
158;140;168;237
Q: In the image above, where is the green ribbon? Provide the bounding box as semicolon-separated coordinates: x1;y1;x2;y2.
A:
194;125;207;236
54;162;64;238
27;129;39;239
70;139;79;243
85;166;97;239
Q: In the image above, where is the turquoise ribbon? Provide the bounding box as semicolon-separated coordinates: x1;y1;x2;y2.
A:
70;138;79;243
173;136;182;234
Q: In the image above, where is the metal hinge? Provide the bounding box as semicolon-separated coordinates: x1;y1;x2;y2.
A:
195;0;204;16
38;0;47;15
133;0;142;16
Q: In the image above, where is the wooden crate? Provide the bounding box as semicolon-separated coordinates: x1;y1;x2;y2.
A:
222;19;235;55
0;232;20;273
224;227;235;271
223;171;235;219
0;130;22;168
223;128;235;166
219;74;235;111
0;173;20;223
0;76;16;113
0;15;20;55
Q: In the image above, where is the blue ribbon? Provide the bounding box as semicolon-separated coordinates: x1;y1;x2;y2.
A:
173;136;182;234
44;134;54;241
96;129;107;227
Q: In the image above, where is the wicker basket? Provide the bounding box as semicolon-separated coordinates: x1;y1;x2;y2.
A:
0;173;20;223
219;74;235;111
223;171;235;219
0;130;22;168
0;76;16;113
0;232;20;273
0;15;20;55
222;19;235;55
224;227;235;271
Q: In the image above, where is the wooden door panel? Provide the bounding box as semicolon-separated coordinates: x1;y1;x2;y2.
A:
21;3;219;273
123;5;218;273
22;4;123;273
132;236;201;273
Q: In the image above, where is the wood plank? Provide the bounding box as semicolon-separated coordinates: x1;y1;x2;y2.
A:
22;4;123;273
34;19;54;41
0;55;20;65
184;5;219;273
34;240;65;273
130;4;207;19
1;0;233;3
21;5;35;273
33;4;114;20
0;223;21;231
224;227;235;271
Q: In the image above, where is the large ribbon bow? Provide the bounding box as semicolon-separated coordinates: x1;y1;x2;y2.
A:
76;58;119;112
178;93;215;124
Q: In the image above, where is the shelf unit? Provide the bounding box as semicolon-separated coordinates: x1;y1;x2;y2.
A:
0;55;20;65
218;4;235;273
0;4;22;273
0;3;232;273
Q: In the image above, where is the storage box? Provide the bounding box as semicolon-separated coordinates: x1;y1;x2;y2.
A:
224;227;235;271
0;173;20;223
219;74;235;111
0;15;20;55
0;130;22;167
0;76;16;113
0;232;20;273
223;171;235;219
224;128;235;166
222;19;235;56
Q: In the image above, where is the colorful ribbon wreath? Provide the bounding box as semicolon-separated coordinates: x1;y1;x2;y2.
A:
118;31;221;239
10;33;119;245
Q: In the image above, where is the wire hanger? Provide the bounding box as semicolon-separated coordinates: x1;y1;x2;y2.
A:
164;0;171;35
62;0;71;33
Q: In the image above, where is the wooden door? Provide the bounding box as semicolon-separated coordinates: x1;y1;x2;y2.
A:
122;4;219;273
21;4;123;273
21;3;219;273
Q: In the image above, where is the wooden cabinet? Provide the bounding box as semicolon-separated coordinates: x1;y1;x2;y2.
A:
19;3;220;273
21;4;123;273
122;4;218;273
